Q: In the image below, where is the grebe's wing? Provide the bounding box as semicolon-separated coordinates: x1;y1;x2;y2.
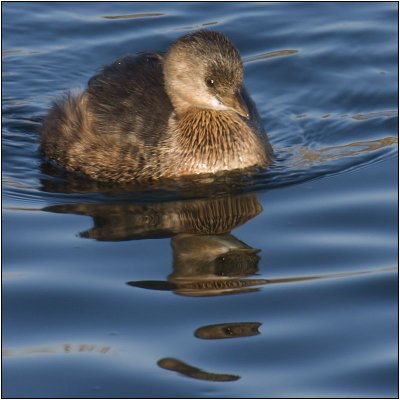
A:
87;52;173;144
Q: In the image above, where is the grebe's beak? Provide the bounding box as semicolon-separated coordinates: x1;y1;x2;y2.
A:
224;91;250;119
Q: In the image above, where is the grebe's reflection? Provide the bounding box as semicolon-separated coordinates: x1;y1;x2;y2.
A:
194;322;261;340
42;190;395;382
130;233;267;297
45;193;268;296
43;192;262;237
44;193;265;382
157;358;240;382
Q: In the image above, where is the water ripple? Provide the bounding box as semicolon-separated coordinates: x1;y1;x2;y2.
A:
102;12;165;20
244;49;299;63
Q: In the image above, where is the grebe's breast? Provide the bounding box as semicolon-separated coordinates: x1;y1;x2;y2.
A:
161;109;271;176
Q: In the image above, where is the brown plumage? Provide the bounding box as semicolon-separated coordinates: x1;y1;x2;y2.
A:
40;30;273;183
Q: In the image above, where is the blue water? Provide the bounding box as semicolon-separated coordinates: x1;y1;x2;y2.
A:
2;2;398;398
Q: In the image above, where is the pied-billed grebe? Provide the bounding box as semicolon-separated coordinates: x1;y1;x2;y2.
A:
40;30;273;183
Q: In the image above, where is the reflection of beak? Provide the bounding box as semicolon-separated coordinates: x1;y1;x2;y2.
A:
224;91;250;119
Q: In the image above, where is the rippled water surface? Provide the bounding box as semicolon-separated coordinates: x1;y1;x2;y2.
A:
2;2;398;398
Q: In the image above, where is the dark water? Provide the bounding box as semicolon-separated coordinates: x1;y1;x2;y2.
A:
2;2;398;398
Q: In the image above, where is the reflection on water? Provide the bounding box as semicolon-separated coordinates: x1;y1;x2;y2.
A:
284;136;397;171
44;192;264;381
152;233;265;297
45;193;269;296
43;193;262;239
158;358;240;382
45;193;268;295
41;192;395;384
296;137;398;166
3;344;112;358
194;322;262;340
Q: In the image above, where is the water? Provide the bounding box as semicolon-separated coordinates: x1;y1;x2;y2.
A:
2;2;398;398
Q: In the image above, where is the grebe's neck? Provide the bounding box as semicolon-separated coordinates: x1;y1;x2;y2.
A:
174;109;249;144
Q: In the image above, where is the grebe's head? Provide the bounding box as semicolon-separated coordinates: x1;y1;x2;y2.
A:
163;30;249;118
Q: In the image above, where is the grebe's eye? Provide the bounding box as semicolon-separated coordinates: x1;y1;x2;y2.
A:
206;78;214;87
